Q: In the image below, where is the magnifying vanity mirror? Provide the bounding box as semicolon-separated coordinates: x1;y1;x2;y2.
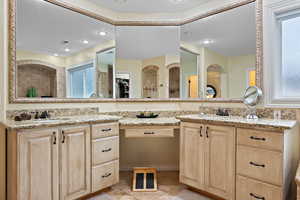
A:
9;0;262;103
243;86;263;119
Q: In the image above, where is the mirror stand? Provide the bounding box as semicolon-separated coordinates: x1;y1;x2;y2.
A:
246;106;259;120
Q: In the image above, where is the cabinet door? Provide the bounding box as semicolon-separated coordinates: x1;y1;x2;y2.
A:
180;122;205;190
204;125;235;200
60;125;91;200
18;128;59;200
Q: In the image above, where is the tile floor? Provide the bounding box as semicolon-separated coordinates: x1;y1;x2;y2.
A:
88;171;212;200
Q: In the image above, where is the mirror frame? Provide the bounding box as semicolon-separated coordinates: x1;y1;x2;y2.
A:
8;0;262;103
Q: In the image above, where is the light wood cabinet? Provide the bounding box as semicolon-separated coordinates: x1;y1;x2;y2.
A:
236;127;299;200
180;122;205;189
60;126;91;200
7;123;104;200
18;128;60;200
180;122;235;200
204;125;235;199
91;123;120;193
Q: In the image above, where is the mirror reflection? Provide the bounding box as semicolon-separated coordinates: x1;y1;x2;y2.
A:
16;0;115;99
116;26;180;99
180;49;199;98
181;2;256;99
15;0;257;101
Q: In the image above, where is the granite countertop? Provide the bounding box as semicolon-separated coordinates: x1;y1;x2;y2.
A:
119;117;181;127
3;115;122;130
177;114;297;130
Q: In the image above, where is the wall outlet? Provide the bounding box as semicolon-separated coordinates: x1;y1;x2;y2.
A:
274;110;282;120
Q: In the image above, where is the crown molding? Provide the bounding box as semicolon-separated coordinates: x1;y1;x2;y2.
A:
45;0;255;26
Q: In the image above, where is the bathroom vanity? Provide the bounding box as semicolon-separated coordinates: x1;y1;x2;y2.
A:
177;115;299;200
5;116;121;200
2;114;299;200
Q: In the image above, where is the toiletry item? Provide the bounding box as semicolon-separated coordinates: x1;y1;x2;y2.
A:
26;87;38;97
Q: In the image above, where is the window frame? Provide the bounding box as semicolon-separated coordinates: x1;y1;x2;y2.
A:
264;0;300;107
66;60;96;98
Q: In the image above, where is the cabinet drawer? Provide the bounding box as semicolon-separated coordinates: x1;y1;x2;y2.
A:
237;145;283;186
237;128;283;151
92;136;119;166
92;123;119;139
125;128;174;138
92;161;119;192
236;175;282;200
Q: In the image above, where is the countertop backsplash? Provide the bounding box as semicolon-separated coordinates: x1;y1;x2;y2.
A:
6;106;298;121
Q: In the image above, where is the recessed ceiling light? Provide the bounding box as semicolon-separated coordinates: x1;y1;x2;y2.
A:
201;39;214;45
114;0;127;3
83;40;89;44
64;48;70;52
99;31;107;36
54;53;58;56
170;0;185;4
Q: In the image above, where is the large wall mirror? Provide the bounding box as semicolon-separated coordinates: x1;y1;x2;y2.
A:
115;26;180;99
15;0;115;99
9;0;261;103
181;2;257;99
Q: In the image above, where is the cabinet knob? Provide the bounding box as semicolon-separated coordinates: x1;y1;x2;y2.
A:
101;128;112;132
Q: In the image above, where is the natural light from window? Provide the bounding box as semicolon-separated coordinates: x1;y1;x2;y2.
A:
281;14;300;97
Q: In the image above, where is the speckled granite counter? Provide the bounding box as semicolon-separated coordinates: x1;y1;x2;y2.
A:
2;115;122;130
119;117;180;128
177;114;297;131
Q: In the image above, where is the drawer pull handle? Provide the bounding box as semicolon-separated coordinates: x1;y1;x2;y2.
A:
250;136;266;141
53;132;57;145
144;132;155;135
200;126;203;137
206;127;209;138
102;148;112;153
102;173;112;178
61;131;66;144
250;193;265;200
250;161;265;168
102;128;112;132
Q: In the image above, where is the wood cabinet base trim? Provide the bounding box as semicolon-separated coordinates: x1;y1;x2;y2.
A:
187;186;226;200
77;187;111;200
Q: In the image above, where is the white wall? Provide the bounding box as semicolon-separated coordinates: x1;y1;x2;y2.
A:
227;54;256;98
116;58;142;98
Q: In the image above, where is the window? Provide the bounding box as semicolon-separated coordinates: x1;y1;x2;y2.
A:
68;62;95;98
280;13;300;97
264;3;300;106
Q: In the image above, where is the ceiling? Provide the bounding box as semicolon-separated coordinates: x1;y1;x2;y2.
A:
181;2;256;56
116;26;180;60
87;0;214;14
16;0;256;59
16;0;114;57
